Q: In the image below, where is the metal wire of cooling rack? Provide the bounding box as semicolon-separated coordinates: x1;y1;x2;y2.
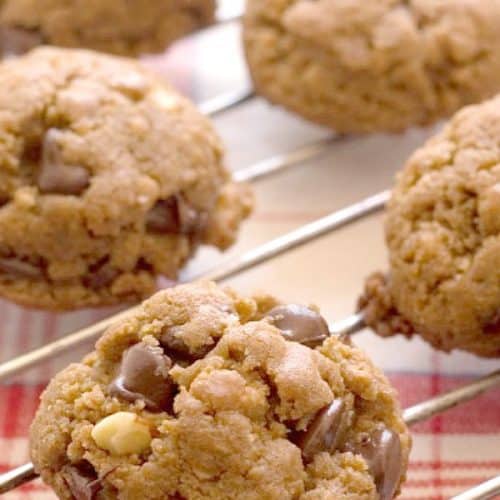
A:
451;476;500;500
0;10;499;500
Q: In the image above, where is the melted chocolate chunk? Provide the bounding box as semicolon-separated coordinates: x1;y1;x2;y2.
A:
267;304;330;347
61;461;102;500
160;327;211;361
145;195;204;235
0;257;42;279
344;428;403;500
37;129;90;195
83;263;118;290
0;26;43;57
295;399;347;461
485;310;500;335
109;343;174;411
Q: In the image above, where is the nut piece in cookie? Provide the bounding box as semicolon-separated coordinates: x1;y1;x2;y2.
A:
30;281;411;499
0;47;252;310
359;95;500;358
244;0;500;133
0;0;216;57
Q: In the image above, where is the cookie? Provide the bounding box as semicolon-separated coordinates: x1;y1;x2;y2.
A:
359;95;500;358
243;0;500;134
0;47;252;310
30;281;411;500
0;0;215;57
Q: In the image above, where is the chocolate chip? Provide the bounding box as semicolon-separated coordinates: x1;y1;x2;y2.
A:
83;264;118;290
61;462;102;500
145;195;204;235
485;310;500;335
0;26;43;58
37;129;90;195
109;343;174;412
344;428;403;500
160;327;211;361
0;257;42;279
295;399;348;461
267;304;330;347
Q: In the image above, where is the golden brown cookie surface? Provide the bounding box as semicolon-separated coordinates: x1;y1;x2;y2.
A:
0;0;215;57
0;48;252;310
360;96;500;357
30;281;411;499
244;0;500;133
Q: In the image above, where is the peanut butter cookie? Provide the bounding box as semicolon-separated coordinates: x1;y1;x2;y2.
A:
30;281;411;499
0;48;252;310
244;0;500;133
0;0;215;57
359;95;500;357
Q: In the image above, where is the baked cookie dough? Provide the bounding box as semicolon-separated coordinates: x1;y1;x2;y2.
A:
0;48;252;310
30;281;410;500
0;0;215;57
359;95;500;358
244;0;500;134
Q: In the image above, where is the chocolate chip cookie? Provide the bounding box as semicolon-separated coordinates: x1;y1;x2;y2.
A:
244;0;500;134
0;0;215;57
30;281;411;499
359;95;500;358
0;48;252;310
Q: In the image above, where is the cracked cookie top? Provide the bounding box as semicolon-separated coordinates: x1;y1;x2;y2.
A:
367;95;500;357
0;47;252;310
0;0;215;57
30;281;410;500
244;0;500;133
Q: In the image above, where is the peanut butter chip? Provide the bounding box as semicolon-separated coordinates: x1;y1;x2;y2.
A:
0;26;43;58
37;129;90;195
0;258;42;279
109;343;174;411
111;72;149;99
296;399;347;461
145;195;202;235
267;304;330;347
61;462;102;500
345;428;403;500
92;412;151;455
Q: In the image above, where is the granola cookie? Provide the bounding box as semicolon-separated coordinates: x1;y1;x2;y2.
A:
0;0;215;57
244;0;500;133
0;48;252;310
30;281;411;499
360;96;500;357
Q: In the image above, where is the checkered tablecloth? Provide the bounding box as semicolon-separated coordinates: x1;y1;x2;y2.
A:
1;5;499;499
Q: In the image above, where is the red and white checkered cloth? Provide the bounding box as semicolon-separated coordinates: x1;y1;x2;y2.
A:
1;10;500;499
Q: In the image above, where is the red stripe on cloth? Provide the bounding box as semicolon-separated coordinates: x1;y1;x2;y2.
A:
406;477;499;488
0;386;44;438
410;460;500;470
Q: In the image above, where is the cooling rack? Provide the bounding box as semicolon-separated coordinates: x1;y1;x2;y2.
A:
0;8;499;500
